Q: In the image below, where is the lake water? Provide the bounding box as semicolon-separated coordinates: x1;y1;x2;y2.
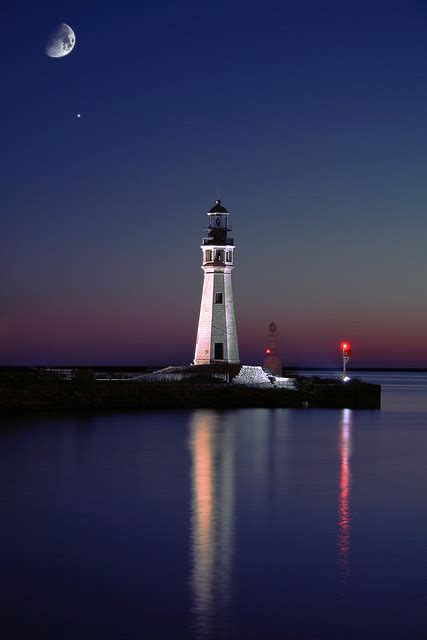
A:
1;372;427;638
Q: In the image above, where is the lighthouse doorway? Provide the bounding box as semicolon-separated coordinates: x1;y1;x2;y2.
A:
214;343;224;360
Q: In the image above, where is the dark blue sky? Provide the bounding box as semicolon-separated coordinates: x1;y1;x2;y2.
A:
2;0;427;366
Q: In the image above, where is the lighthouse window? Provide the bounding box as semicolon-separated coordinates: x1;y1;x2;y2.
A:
226;251;232;262
214;292;223;304
205;250;212;262
215;250;223;261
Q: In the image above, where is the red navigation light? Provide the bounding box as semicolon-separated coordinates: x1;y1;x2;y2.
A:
340;341;350;352
265;348;271;355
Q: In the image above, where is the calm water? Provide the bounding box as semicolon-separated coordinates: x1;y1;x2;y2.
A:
1;372;427;638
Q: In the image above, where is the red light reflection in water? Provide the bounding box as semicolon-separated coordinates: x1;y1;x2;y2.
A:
338;408;352;585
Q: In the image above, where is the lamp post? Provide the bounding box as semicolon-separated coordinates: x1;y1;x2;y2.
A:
340;341;352;381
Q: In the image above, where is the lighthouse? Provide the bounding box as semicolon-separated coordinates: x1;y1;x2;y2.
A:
193;200;240;365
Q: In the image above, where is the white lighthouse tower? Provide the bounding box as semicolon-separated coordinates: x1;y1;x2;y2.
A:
193;200;240;365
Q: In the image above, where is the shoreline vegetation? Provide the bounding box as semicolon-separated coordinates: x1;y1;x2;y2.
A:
0;368;381;413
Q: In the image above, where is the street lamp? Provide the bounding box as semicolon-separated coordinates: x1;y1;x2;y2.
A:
340;341;352;381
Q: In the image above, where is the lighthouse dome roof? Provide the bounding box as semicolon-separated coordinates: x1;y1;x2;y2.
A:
209;199;228;214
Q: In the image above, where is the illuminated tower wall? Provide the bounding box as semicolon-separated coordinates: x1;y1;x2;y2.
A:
194;200;239;365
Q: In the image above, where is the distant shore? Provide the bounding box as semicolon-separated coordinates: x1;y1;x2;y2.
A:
1;365;424;373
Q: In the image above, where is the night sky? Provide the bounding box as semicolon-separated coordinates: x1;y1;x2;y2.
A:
2;1;427;367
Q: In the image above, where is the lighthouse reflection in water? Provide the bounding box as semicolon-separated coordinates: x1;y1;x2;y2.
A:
189;412;235;638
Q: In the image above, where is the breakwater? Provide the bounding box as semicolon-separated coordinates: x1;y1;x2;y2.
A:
0;377;381;413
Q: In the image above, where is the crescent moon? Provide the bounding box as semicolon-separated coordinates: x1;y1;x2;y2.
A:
45;23;76;58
